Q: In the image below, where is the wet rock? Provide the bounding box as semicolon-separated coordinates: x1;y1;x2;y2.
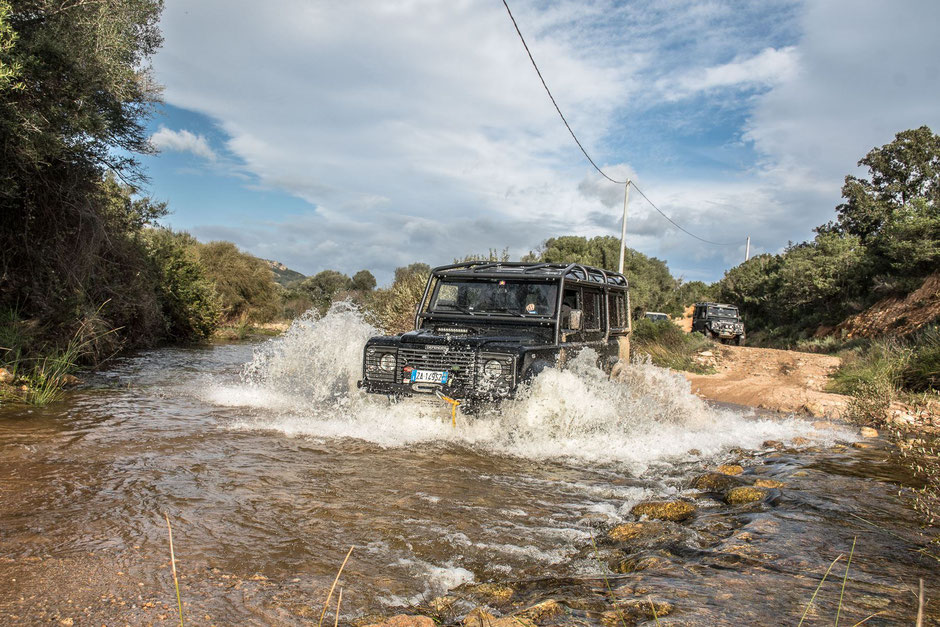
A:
790;437;811;446
860;426;878;438
812;421;839;431
424;596;456;621
753;478;785;489
725;486;769;505
462;607;496;627
762;440;784;449
716;464;744;476
0;367;13;384
692;472;742;492
852;441;875;449
467;582;514;604
517;599;565;624
601;599;673;625
615;554;669;573
362;616;436;627
630;500;696;522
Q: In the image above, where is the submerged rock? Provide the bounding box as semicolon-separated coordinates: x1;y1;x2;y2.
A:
725;486;769;505
517;599;565;624
860;426;879;438
716;464;744;476
462;607;496;627
362;615;436;627
0;367;13;384
691;472;742;492
614;554;670;573
601;598;674;625
466;582;514;604
630;500;696;522
753;478;785;489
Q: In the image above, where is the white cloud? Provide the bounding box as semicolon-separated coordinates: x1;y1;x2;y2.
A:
662;47;799;100
148;0;940;283
150;127;217;161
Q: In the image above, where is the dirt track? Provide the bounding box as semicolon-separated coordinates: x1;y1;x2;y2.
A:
684;344;850;419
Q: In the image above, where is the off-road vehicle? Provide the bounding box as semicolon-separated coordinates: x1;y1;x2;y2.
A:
691;302;745;345
358;262;631;405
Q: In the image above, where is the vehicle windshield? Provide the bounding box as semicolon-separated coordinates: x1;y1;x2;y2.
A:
429;279;558;316
708;306;739;319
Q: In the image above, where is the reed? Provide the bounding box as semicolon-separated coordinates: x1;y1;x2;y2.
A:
797;553;842;626
318;546;354;627
165;512;184;627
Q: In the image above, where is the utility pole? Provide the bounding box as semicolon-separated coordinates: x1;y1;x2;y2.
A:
618;180;631;274
745;236;751;262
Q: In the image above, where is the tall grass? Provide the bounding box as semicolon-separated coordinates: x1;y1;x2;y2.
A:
631;317;714;374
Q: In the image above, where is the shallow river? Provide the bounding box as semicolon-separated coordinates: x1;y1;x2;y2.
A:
0;307;937;625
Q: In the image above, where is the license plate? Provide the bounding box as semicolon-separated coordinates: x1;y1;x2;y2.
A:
410;369;449;384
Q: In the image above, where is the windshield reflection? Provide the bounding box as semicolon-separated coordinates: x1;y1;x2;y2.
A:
429;280;558;316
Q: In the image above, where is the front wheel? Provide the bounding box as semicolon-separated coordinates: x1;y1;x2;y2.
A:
735;335;746;346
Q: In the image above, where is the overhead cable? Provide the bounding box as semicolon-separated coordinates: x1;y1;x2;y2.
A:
501;0;626;185
501;0;741;248
630;183;737;246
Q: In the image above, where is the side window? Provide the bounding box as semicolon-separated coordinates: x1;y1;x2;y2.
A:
582;289;602;330
561;288;579;328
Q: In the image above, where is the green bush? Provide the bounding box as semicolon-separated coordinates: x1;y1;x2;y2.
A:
902;325;940;392
366;266;430;334
194;241;279;323
142;229;221;342
631;317;713;374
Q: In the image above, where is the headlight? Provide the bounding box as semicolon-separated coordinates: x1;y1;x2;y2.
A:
483;359;503;379
379;353;396;371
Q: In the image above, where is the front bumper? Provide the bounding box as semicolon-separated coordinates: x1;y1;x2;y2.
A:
358;378;515;401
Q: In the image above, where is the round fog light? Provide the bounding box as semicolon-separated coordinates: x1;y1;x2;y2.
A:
483;359;503;378
379;353;396;371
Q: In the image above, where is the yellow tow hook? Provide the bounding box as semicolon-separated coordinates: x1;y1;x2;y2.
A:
435;390;460;428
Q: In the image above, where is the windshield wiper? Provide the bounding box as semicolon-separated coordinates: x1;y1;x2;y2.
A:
486;307;526;317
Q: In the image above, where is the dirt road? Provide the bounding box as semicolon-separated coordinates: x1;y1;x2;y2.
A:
684;344;849;419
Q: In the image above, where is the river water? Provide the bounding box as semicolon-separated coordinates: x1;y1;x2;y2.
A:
0;305;936;625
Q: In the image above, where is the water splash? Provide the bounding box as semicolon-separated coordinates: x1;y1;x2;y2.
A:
203;304;851;470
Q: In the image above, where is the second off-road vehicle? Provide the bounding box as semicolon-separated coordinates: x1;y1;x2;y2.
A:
691;302;745;345
358;262;631;405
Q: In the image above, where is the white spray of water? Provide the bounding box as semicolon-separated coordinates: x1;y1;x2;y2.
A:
202;304;852;470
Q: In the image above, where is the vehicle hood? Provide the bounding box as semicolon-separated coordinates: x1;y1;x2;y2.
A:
399;328;545;348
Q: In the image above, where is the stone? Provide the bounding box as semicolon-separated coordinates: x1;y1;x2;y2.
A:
791;437;811;446
0;367;13;384
615;554;669;573
363;616;436;627
60;374;80;387
753;478;785;489
762;440;784;449
517;600;565;624
462;608;496;627
692;472;742;493
601;599;674;625
630;500;696;522
852;441;874;449
716;464;744;476
725;486;769;505
860;426;878;438
468;582;514;604
426;596;456;620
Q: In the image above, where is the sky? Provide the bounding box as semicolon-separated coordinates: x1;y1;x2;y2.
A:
140;0;940;285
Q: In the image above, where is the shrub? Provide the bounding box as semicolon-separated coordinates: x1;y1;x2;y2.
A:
194;241;279;323
367;268;430;334
631;317;713;374
902;325;940;392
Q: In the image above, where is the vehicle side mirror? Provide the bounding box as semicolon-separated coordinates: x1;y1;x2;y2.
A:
568;309;582;330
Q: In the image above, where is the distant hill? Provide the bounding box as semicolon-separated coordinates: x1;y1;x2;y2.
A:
263;259;306;287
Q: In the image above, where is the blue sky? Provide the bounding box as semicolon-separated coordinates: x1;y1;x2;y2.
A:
140;0;940;285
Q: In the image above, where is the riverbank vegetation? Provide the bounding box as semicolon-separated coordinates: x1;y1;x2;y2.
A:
631;317;713;374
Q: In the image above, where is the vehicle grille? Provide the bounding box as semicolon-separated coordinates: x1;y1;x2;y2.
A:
398;347;476;385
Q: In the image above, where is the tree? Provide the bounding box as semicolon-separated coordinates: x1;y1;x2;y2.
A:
351;269;377;292
300;270;353;311
195;242;279;322
832;126;940;241
533;235;681;317
394;262;431;283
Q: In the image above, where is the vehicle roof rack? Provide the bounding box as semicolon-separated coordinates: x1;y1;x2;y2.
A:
694;302;737;308
431;261;628;288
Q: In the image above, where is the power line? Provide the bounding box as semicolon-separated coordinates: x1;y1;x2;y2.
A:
501;0;742;248
501;0;626;185
630;182;737;246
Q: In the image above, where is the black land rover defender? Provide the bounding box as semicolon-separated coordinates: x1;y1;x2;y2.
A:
359;262;631;404
691;302;745;345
